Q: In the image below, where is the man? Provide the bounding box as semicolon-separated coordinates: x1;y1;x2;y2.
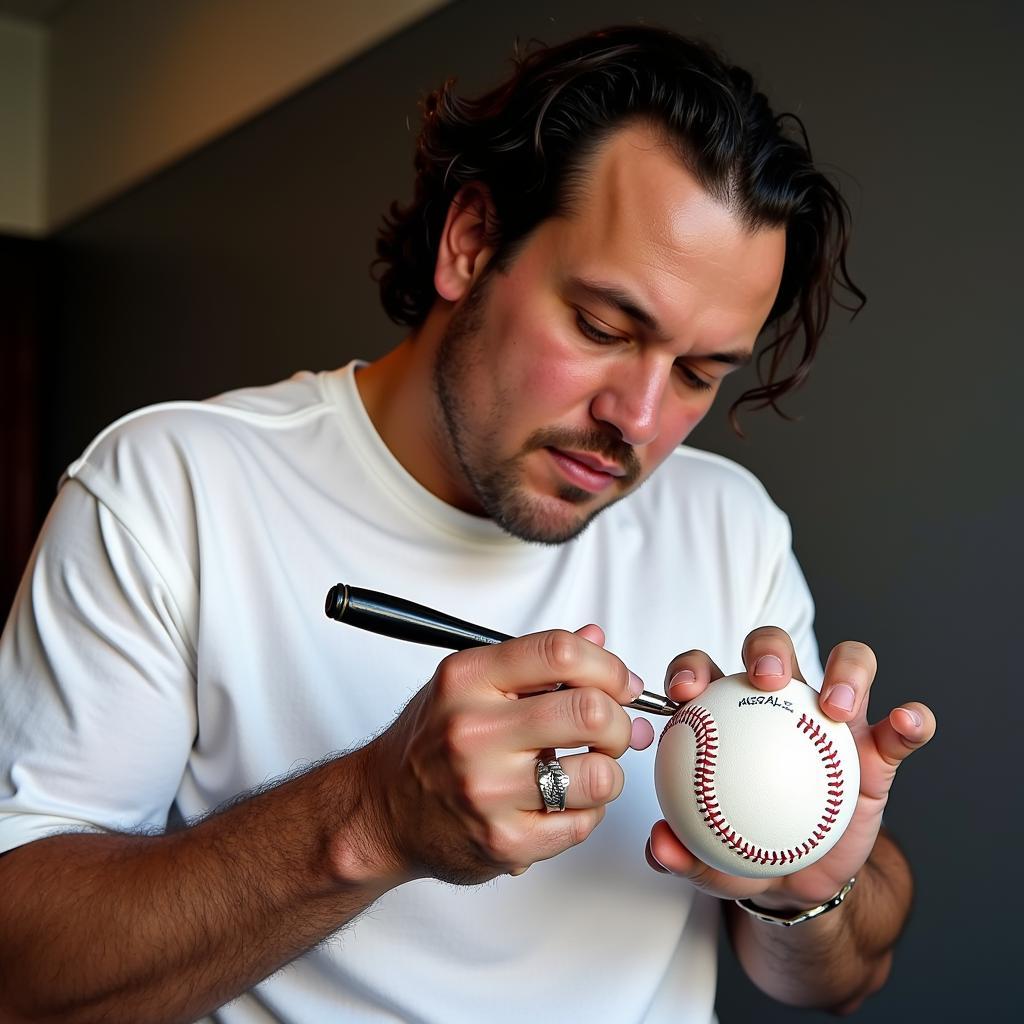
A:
0;25;933;1023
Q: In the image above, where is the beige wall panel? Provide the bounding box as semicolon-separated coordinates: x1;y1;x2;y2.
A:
0;15;46;236
47;0;447;229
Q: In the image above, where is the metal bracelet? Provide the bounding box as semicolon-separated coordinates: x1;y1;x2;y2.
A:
733;877;857;927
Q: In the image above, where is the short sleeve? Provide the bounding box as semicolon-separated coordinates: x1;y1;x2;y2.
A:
0;479;198;854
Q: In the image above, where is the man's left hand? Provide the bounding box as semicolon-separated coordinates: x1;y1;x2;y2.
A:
645;628;936;910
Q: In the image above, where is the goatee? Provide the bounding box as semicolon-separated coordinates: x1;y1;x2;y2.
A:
432;275;641;545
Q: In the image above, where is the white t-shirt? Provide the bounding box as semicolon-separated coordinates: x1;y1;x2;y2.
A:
0;362;822;1023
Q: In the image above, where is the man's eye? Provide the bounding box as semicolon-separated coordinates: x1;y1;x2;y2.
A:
677;364;714;392
575;311;622;344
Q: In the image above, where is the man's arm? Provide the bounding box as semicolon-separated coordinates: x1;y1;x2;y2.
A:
0;628;645;1023
0;747;403;1024
723;827;910;1012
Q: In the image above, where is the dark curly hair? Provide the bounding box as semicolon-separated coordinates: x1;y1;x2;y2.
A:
374;24;864;430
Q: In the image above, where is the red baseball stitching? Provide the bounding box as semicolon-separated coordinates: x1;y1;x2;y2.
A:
661;704;845;866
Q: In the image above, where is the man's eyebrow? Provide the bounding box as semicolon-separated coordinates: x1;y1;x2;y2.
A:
570;276;753;366
571;277;666;337
705;349;753;367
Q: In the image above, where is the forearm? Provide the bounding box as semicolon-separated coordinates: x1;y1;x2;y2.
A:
724;829;912;1012
0;746;406;1024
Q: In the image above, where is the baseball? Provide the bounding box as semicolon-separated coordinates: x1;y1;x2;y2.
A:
654;673;859;878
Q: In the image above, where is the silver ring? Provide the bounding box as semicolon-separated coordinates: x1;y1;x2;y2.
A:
535;757;570;812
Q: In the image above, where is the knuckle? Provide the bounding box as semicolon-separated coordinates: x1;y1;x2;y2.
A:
458;770;498;812
686;863;721;894
570;687;614;734
433;652;470;697
542;629;580;673
584;757;619;803
442;710;482;757
482;819;522;864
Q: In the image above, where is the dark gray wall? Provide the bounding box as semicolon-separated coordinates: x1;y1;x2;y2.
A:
40;0;1021;1018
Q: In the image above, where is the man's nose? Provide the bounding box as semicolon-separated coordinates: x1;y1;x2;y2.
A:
589;360;669;447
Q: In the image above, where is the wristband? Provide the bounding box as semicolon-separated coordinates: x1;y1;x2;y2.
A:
733;877;857;927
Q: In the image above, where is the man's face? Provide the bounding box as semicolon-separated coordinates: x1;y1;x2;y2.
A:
432;124;786;544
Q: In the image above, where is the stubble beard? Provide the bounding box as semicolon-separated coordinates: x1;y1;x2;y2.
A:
432;274;642;546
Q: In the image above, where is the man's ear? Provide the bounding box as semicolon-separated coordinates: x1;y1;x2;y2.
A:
434;184;498;303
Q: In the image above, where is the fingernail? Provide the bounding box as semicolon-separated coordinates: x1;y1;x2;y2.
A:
667;669;697;701
897;707;923;728
628;671;644;698
825;683;856;712
630;717;655;750
753;655;784;677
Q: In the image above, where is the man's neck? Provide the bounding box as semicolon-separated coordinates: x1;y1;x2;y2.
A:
354;331;480;514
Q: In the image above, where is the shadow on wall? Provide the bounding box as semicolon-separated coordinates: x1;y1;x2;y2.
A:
1;235;45;618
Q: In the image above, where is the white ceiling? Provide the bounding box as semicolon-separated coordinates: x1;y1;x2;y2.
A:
1;0;450;234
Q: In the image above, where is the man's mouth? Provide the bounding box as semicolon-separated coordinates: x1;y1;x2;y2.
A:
545;447;625;493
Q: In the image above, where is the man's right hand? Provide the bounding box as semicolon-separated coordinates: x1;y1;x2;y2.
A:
0;627;652;1024
354;625;654;886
